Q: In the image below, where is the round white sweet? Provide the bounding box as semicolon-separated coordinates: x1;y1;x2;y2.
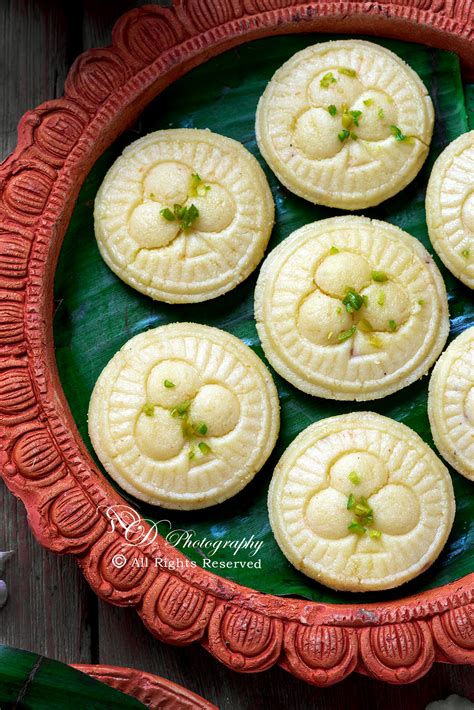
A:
94;129;274;303
428;327;474;481
256;40;434;209
254;216;449;401
88;323;280;509
268;412;455;591
426;131;474;289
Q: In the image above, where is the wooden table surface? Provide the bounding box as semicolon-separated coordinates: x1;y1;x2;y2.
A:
0;2;472;708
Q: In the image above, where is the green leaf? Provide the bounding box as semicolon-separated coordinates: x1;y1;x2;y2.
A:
54;36;474;606
0;646;145;709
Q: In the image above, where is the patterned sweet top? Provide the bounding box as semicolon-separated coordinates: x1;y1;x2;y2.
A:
256;40;434;209
426;130;474;289
255;216;449;401
429;326;474;481
88;323;280;509
94;129;274;303
268;412;455;591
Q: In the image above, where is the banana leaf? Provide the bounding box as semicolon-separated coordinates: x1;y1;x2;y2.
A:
54;36;473;605
0;646;144;709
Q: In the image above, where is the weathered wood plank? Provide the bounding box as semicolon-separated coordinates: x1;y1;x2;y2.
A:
0;0;93;664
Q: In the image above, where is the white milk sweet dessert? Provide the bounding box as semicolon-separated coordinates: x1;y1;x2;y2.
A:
268;412;455;592
426;131;474;289
88;323;280;509
428;327;474;481
255;216;449;401
256;40;434;209
94;129;274;303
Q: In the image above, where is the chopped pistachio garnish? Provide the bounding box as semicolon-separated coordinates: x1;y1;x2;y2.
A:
327;104;337;116
369;529;382;539
342;288;364;313
194;421;208;436
377;107;385;120
388;319;397;332
338;67;357;77
347;496;374;536
160;207;175;221
363;98;374;107
330;245;339;254
377;290;385;306
348;471;361;485
336;306;342;315
198;442;212;455
320;72;337;88
362;295;369;307
357;318;373;333
350;132;358;141
354;497;372;518
177;400;191;415
142;403;154;417
418;298;425;305
461;248;470;258
390;124;408;142
348;521;366;535
180;203;199;230
338;129;351;143
163;379;175;388
341;112;353;129
188;448;196;460
338;325;357;342
188;172;211;197
161;203;199;231
368;334;383;348
171;399;192;418
349;110;362;126
372;270;388;282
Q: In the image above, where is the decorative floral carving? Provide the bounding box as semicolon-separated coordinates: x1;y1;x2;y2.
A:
283;623;358;685
431;605;474;663
208;605;284;671
113;8;185;67
142;576;216;644
64;49;132;111
360;621;435;682
11;427;63;480
0;0;472;687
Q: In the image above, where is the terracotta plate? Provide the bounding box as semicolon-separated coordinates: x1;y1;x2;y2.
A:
74;664;218;710
0;1;473;687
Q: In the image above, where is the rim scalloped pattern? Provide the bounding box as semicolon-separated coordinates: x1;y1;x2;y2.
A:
0;0;473;687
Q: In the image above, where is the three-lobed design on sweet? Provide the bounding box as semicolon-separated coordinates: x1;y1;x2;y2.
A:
129;164;234;249
136;359;240;463
268;412;455;592
255;216;449;400
256;40;434;209
94;128;274;304
88;323;279;510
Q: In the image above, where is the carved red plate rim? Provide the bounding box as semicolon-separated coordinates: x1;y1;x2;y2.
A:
0;0;473;687
72;663;218;709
